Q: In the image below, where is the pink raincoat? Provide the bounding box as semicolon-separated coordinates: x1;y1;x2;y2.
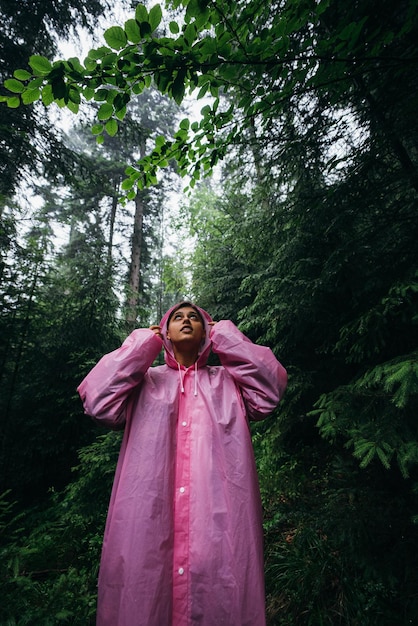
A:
78;304;287;626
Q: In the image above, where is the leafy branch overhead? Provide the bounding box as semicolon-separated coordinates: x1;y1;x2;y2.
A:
1;0;416;191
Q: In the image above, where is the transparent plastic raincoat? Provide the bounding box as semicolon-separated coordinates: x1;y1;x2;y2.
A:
78;304;287;626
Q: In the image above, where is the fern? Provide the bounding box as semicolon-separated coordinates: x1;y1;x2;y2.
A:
310;352;418;476
354;353;418;408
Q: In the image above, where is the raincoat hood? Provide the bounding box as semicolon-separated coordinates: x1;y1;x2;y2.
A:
159;302;213;370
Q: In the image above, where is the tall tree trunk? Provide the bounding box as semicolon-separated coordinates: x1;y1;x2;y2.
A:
125;190;145;330
124;134;147;331
108;177;120;260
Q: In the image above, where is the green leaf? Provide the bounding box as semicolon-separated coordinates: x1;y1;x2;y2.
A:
41;84;54;106
83;87;95;100
4;79;25;94
67;56;85;73
169;21;180;34
172;68;187;104
132;82;144;95
105;118;118;136
13;68;32;81
115;106;127;120
67;99;79;114
139;21;152;37
29;55;52;75
68;86;81;105
101;52;118;68
22;88;40;104
91;123;104;135
114;92;129;110
94;88;111;102
376;446;392;469
97;102;113;120
104;89;117;103
135;4;148;22
155;135;166;148
149;4;162;32
179;118;190;130
51;78;67;100
88;46;113;61
84;57;97;71
125;19;142;43
196;36;218;58
104;26;128;50
155;70;172;93
28;77;43;89
186;0;204;20
6;96;21;108
183;22;197;45
197;82;209;99
121;177;135;190
195;6;210;29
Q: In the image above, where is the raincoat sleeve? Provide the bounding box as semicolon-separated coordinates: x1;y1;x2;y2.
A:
210;320;287;420
77;329;163;429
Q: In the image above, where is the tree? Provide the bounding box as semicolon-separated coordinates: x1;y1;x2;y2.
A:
0;0;130;199
0;201;121;502
173;2;418;619
184;124;418;622
0;85;184;502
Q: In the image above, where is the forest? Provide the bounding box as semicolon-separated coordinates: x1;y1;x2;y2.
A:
1;0;418;623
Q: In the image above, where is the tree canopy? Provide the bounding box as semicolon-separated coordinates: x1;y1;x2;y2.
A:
3;0;417;190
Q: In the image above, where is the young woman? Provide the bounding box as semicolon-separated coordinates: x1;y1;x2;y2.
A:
78;302;287;626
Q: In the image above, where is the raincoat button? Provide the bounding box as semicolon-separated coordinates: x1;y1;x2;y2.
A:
179;487;185;493
182;421;187;426
178;567;184;575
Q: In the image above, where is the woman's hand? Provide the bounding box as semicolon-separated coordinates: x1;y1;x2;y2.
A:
149;325;163;339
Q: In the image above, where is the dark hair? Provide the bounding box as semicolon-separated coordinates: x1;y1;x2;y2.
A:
167;302;204;327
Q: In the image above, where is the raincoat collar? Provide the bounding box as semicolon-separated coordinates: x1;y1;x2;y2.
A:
159;302;213;371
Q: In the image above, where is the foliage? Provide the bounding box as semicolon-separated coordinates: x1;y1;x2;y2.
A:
178;181;252;319
2;0;417;191
0;0;129;198
260;445;418;625
1;83;183;500
0;204;121;502
0;433;121;625
175;1;418;621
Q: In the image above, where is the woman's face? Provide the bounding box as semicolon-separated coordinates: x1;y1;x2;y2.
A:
166;306;206;348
